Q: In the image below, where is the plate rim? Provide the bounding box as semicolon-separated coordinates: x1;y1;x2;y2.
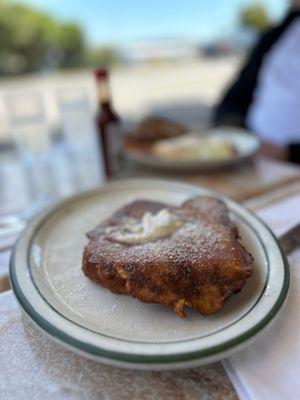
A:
9;178;290;366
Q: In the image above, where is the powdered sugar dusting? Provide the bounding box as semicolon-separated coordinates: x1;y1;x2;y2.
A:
85;197;253;317
88;198;239;272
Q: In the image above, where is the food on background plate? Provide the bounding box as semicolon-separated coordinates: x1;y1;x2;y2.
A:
125;116;238;162
82;197;253;318
124;116;188;152
152;134;236;161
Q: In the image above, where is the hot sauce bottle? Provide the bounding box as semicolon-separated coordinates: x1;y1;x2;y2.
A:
95;69;123;178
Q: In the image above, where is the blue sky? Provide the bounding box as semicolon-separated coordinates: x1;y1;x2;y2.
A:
18;0;288;44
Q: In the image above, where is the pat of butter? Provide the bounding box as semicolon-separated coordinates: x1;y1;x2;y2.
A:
108;209;182;244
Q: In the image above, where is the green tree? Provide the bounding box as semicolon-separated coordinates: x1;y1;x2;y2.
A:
0;1;86;74
57;23;86;68
241;4;271;33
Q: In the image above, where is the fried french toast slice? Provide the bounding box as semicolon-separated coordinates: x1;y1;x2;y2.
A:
82;197;253;318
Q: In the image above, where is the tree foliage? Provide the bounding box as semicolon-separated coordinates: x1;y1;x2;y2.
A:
0;1;86;74
241;4;271;33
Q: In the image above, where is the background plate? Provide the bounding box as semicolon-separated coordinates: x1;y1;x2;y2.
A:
126;129;260;171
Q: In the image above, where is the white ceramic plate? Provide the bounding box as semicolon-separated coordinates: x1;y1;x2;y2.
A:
10;179;289;370
126;128;260;171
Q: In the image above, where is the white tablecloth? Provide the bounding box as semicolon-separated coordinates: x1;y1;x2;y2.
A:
225;193;300;400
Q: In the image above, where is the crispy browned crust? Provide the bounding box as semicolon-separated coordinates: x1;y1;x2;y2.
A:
82;197;254;318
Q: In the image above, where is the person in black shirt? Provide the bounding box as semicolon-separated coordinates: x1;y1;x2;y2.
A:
214;2;300;163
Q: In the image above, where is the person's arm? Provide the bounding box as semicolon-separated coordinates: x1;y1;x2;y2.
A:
214;32;276;127
286;2;300;163
259;141;288;161
293;0;300;8
288;144;300;164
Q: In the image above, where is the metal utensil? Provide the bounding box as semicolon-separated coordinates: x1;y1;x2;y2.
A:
279;223;300;254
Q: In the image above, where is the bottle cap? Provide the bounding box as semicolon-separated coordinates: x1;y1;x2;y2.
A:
95;69;108;79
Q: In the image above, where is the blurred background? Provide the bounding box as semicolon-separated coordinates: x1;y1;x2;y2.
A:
0;0;287;138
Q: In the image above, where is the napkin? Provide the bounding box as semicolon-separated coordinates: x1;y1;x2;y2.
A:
224;192;300;400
